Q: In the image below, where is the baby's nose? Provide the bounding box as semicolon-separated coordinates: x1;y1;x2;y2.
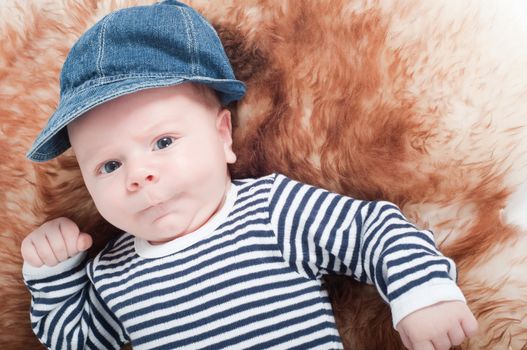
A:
127;168;159;191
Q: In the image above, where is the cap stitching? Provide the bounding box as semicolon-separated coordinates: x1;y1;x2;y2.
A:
177;7;196;76
27;132;70;160
62;75;242;103
97;12;115;78
186;10;198;76
63;73;208;96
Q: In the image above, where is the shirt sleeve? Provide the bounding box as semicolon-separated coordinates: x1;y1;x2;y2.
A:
268;173;466;327
22;252;128;349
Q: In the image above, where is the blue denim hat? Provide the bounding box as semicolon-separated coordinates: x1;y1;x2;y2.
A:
26;0;246;162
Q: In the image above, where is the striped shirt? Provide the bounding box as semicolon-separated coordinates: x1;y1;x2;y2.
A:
23;173;465;349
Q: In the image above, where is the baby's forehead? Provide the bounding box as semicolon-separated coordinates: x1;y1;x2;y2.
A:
68;84;218;140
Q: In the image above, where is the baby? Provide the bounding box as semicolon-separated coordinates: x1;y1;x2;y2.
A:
22;1;477;349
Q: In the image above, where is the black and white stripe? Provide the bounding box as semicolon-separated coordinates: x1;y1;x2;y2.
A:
24;173;462;349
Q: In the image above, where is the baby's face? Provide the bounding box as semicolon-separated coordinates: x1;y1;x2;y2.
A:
68;84;236;244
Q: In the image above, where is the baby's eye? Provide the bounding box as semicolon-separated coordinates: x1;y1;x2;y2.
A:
99;160;121;174
153;136;175;150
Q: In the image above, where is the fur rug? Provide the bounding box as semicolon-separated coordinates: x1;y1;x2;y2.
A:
1;0;526;349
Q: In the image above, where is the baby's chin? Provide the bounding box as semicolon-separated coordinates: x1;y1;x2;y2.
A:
133;217;196;245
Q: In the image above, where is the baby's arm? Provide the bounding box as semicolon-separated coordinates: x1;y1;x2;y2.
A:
267;174;478;349
396;301;478;350
21;217;126;349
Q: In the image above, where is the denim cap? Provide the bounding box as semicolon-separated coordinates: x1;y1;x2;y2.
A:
26;0;246;162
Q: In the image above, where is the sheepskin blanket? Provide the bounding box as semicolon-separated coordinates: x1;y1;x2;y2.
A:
1;0;526;349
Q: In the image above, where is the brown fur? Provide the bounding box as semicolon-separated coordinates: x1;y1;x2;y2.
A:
1;0;526;349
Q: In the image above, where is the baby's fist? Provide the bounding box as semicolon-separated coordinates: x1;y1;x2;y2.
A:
21;217;92;268
396;301;478;350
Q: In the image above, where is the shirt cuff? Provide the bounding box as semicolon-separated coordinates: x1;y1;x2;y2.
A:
22;252;87;279
390;280;467;328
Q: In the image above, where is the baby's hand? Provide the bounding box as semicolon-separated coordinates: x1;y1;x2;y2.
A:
396;300;478;350
21;217;92;268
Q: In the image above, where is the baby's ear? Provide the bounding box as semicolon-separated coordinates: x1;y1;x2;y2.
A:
216;109;237;164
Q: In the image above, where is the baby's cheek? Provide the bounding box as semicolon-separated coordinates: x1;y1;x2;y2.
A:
92;192;126;227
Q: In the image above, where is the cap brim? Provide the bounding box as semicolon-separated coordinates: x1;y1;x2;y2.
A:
26;75;246;162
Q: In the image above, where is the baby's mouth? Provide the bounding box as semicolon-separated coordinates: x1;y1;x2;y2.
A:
139;191;169;213
140;195;178;223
